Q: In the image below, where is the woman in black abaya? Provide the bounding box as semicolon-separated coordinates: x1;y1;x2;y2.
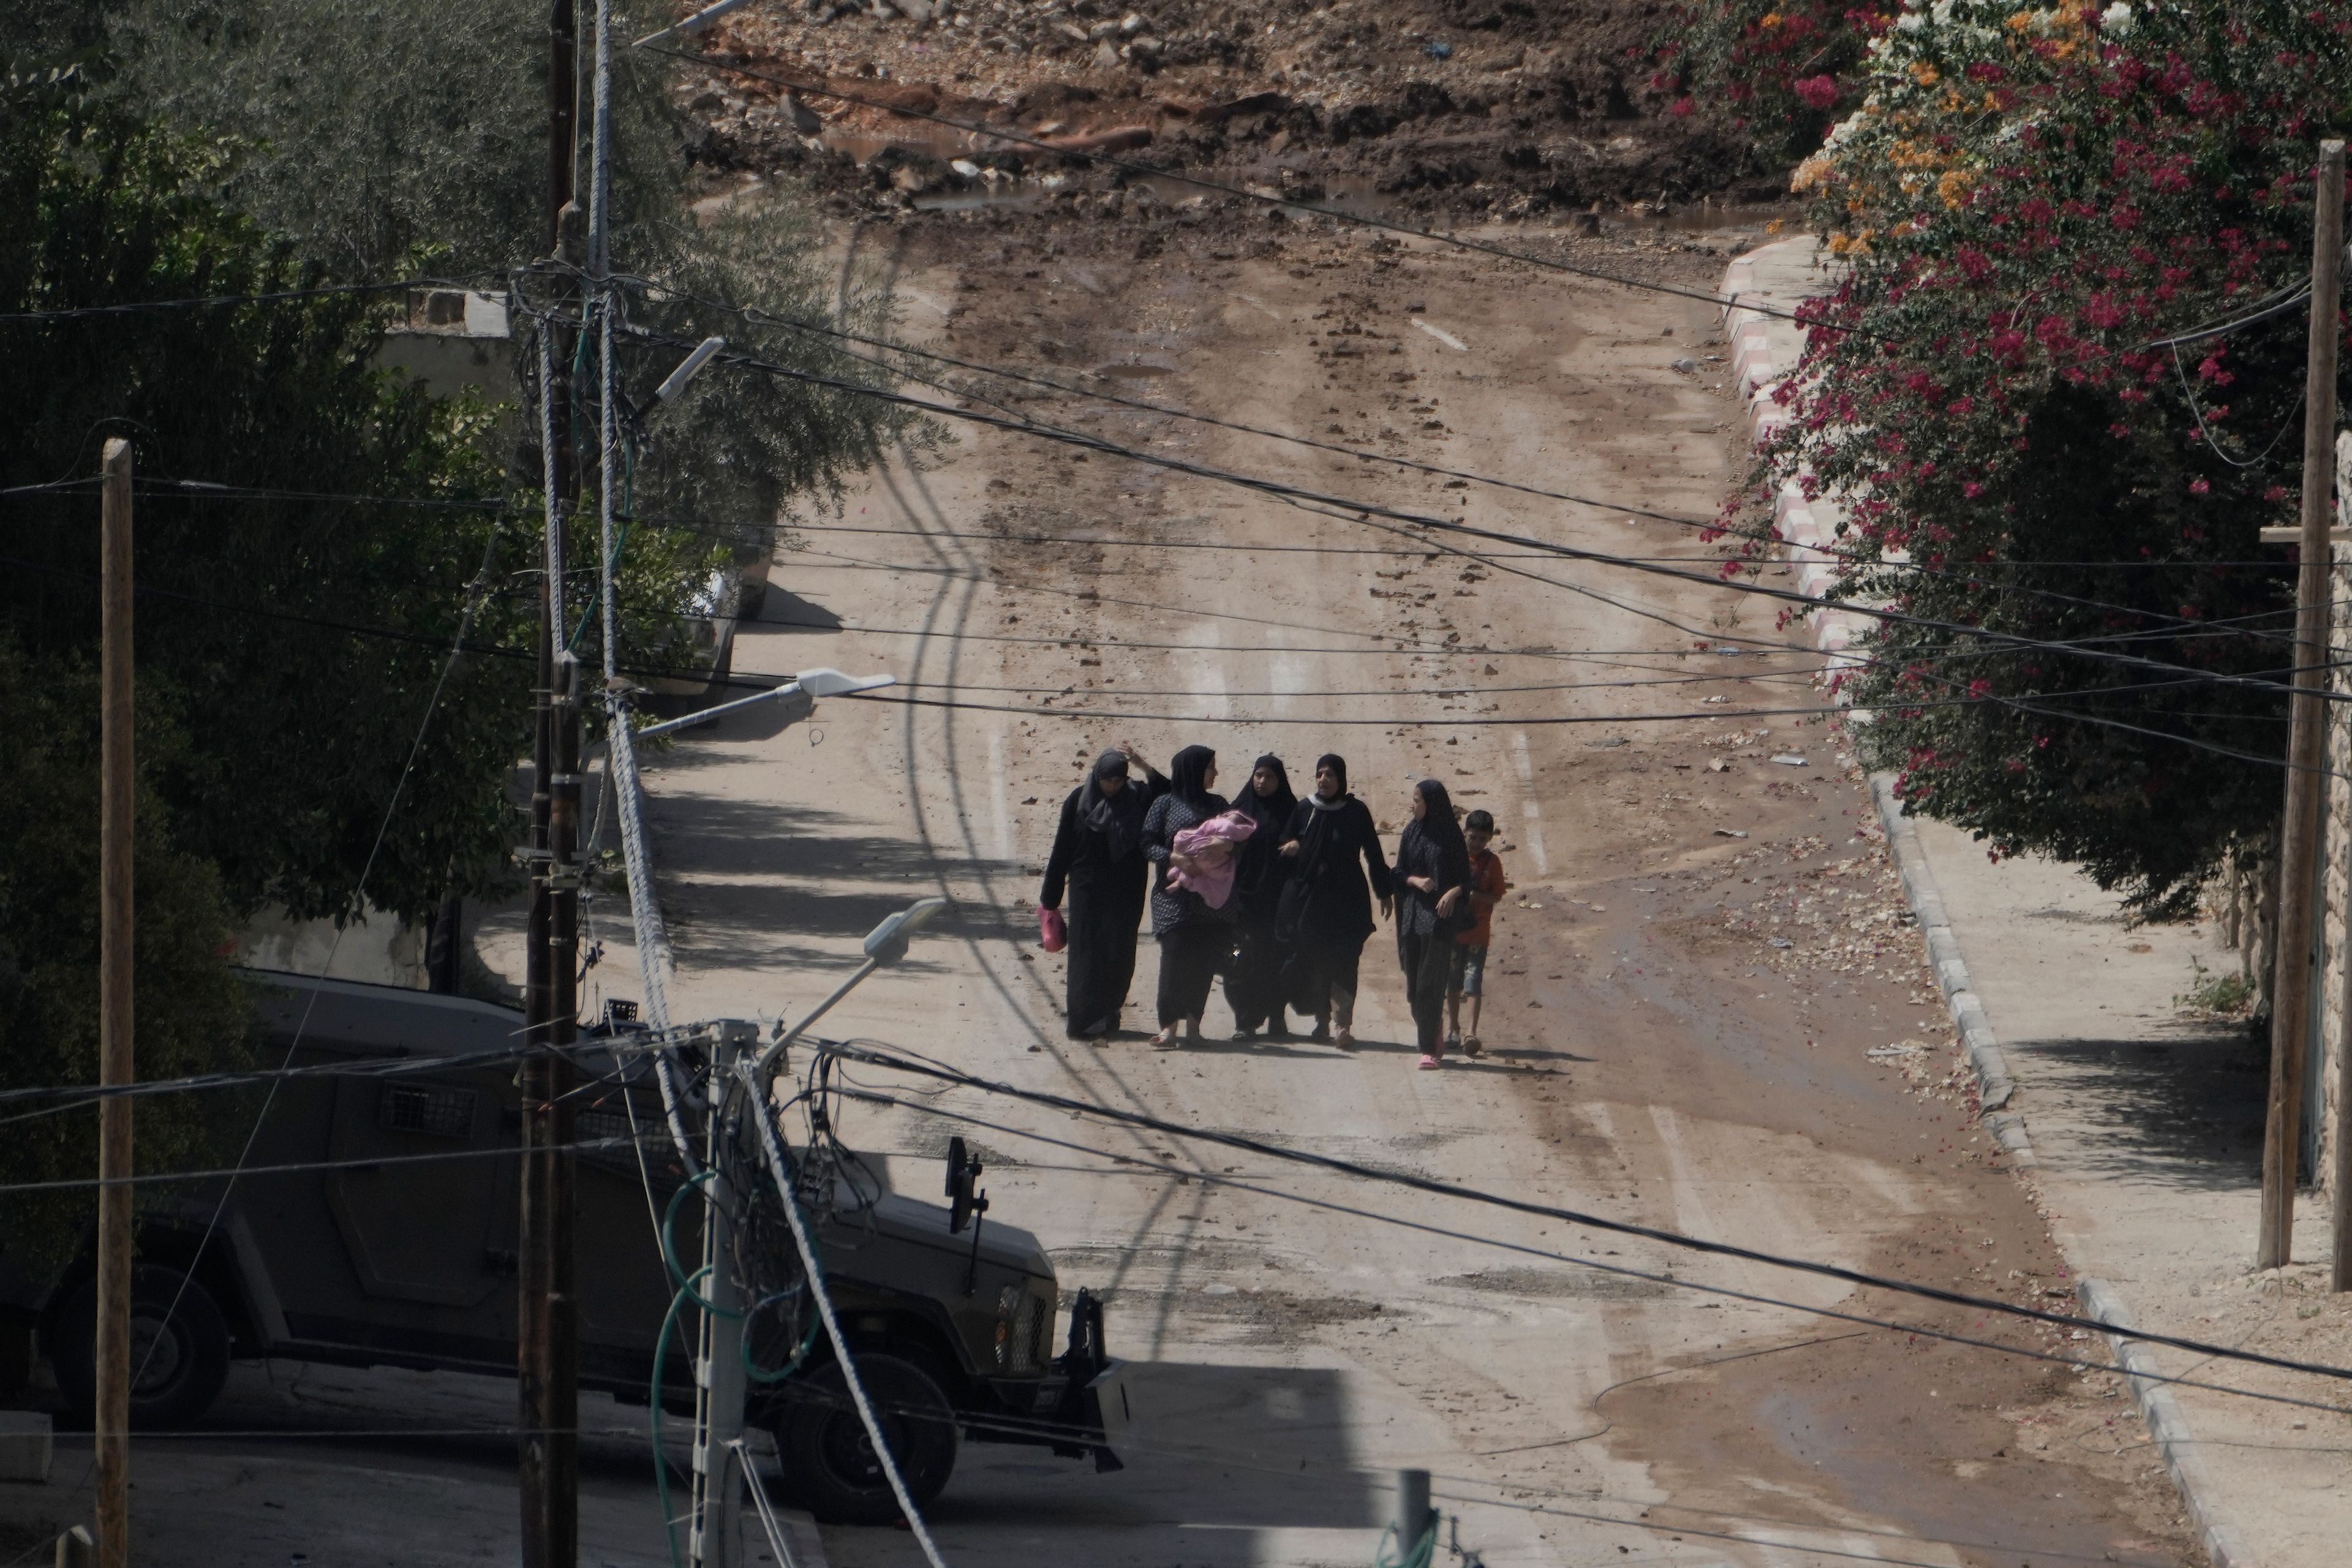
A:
1276;753;1392;1049
1226;754;1298;1040
1040;745;1169;1039
1140;745;1233;1050
1392;778;1472;1069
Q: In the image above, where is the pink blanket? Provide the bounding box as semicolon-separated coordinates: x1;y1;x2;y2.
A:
1167;810;1258;910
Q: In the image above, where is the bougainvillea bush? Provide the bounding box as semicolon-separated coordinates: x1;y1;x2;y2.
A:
1728;0;2352;916
1659;1;1903;163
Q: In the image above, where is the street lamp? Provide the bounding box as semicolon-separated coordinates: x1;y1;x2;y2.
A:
753;896;948;1085
630;665;894;742
654;336;727;402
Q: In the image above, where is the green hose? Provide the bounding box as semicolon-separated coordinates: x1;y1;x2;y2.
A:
660;1172;739;1317
1373;1520;1438;1568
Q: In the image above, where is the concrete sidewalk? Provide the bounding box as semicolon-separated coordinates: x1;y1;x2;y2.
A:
1722;238;2352;1566
1894;819;2352;1568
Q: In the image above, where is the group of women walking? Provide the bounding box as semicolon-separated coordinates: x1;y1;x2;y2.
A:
1038;743;1477;1068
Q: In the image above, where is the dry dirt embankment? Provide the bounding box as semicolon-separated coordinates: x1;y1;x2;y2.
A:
676;0;1790;225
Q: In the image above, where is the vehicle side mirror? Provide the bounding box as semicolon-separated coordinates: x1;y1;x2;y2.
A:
945;1136;987;1235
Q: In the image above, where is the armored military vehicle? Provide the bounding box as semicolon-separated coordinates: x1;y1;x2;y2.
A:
0;970;1126;1523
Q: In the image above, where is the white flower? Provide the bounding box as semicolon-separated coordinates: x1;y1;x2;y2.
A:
2100;1;2135;33
1929;0;1955;25
1896;12;1926;31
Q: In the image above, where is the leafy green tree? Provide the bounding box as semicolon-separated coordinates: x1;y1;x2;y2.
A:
110;0;918;549
1;77;534;925
1704;0;2352;916
0;636;252;1268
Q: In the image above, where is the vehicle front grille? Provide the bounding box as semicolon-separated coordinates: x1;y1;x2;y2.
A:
377;1085;475;1137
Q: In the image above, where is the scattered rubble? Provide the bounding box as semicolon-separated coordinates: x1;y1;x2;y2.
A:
665;0;1796;225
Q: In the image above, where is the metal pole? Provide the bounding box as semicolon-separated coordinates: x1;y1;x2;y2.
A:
522;0;577;1552
95;439;134;1568
690;1036;748;1568
547;0;578;253
1393;1469;1431;1556
2264;138;2345;1272
548;655;582;1564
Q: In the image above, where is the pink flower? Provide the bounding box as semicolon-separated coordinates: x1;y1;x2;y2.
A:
1670;96;1695;118
2188;477;2211;496
1793;74;1840;110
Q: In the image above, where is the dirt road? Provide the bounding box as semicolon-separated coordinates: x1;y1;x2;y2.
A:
614;209;2205;1566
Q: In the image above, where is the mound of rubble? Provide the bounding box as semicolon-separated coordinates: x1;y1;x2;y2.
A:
677;0;1793;223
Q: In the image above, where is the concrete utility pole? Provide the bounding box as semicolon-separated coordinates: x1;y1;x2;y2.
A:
95;439;134;1568
690;1037;751;1568
2262;138;2345;1273
521;0;581;1559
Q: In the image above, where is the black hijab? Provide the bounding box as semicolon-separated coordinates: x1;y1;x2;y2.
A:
1169;745;1218;808
1079;748;1143;856
1404;778;1469;867
1242;753;1297;832
1310;752;1350;809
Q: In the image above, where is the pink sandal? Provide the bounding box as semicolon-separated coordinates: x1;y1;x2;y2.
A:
1417;1054;1442;1071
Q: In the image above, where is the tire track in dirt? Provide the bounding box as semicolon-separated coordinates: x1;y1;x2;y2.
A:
858;240;1217;1346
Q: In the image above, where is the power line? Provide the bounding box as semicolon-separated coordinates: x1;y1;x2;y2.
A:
0;1039;589;1121
785;518;2305;571
625;320;2333;701
126;523;507;1391
45;399;2315;661
738;1065;951;1568
846;1091;2352;1419
0;275;502;324
90;472;2334;666
0;1133;670;1196
625;264;2301;641
815;1040;2352;1388
5;546;2321;771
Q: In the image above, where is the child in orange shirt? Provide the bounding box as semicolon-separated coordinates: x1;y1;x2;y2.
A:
1447;809;1509;1056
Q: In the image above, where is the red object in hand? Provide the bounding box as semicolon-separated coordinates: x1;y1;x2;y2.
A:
1038;905;1067;952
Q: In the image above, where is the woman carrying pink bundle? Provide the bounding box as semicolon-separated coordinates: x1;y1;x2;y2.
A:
1165;809;1258;910
1141;745;1234;1050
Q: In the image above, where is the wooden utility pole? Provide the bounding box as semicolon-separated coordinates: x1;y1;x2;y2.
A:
96;439;134;1568
2262;138;2345;1273
2332;479;2352;1284
521;0;579;1560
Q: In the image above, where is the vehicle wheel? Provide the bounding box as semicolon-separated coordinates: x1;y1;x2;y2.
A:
769;1352;958;1526
50;1265;232;1430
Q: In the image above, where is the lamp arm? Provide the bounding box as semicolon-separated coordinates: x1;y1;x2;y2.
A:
752;957;878;1087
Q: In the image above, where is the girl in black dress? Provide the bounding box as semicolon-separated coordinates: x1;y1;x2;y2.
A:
1275;753;1392;1050
1039;746;1169;1039
1392;778;1471;1069
1226;754;1298;1039
1141;745;1232;1049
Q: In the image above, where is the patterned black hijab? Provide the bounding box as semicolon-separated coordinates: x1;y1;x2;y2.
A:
1402;778;1469;870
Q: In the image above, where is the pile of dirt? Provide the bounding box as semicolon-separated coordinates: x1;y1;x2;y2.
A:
674;0;1793;222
